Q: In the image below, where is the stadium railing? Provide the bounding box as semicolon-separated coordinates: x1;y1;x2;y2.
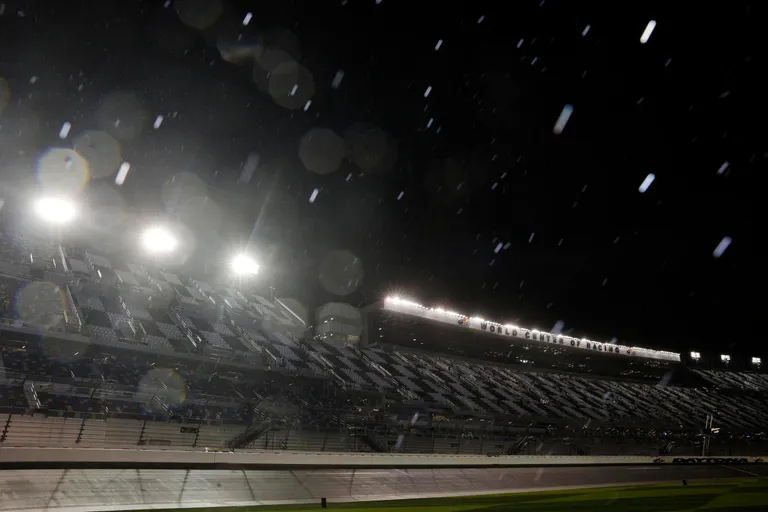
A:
1;410;766;457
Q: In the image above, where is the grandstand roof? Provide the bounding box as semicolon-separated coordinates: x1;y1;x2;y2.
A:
382;296;680;362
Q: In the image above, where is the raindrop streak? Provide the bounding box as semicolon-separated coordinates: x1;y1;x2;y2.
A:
115;162;131;185
713;237;732;258
434;39;443;50
153;115;163;129
303;100;312;111
582;25;591;36
58;122;72;139
640;20;656;44
397;191;405;200
239;153;259;184
638;173;655;193
332;70;344;89
553;104;573;134
717;161;729;175
242;12;252;25
423;86;432;98
309;188;319;203
493;242;503;254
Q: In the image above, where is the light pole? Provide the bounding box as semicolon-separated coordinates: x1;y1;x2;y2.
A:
32;196;78;330
431;416;446;454
457;418;472;454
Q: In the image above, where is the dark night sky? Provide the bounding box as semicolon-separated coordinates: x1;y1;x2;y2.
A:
0;0;760;355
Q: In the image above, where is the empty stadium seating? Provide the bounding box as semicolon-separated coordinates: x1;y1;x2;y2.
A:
1;233;767;457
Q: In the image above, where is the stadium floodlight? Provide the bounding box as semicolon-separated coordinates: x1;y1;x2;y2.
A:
752;357;762;365
142;226;178;254
34;197;77;225
231;253;259;275
720;354;731;363
690;351;701;361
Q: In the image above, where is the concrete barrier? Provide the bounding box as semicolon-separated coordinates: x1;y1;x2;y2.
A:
1;447;762;470
0;447;658;470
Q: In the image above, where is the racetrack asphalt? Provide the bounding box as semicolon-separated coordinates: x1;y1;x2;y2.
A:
1;463;765;511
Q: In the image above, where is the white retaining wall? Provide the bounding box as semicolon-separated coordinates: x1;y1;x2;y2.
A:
0;447;659;466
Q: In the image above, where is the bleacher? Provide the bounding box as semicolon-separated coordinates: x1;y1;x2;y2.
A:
1;232;767;457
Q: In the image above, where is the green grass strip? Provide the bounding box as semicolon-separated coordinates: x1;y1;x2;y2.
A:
127;478;767;512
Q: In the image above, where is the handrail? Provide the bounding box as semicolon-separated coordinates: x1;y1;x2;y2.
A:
63;284;83;332
222;306;264;355
305;350;346;386
168;308;199;351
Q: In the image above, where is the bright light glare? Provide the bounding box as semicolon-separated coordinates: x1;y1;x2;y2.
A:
34;197;77;225
231;254;259;275
142;227;178;254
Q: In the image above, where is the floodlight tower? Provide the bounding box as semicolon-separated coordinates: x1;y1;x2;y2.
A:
34;197;77;226
141;226;178;255
230;253;260;276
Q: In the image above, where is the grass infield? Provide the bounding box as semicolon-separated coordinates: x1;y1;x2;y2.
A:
131;477;767;511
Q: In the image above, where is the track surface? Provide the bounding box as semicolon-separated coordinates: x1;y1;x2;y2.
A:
1;464;765;511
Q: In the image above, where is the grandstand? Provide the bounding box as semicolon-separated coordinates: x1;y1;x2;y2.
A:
1;227;766;459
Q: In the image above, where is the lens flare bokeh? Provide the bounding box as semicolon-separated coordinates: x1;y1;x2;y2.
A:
14;281;67;329
35;147;90;196
73;130;122;180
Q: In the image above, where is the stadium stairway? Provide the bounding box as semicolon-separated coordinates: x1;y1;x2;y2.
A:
228;419;273;450
358;430;386;453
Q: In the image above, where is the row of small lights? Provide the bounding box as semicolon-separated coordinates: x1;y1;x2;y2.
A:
32;196;260;276
386;297;763;361
384;296;674;354
385;297;760;366
691;352;762;366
